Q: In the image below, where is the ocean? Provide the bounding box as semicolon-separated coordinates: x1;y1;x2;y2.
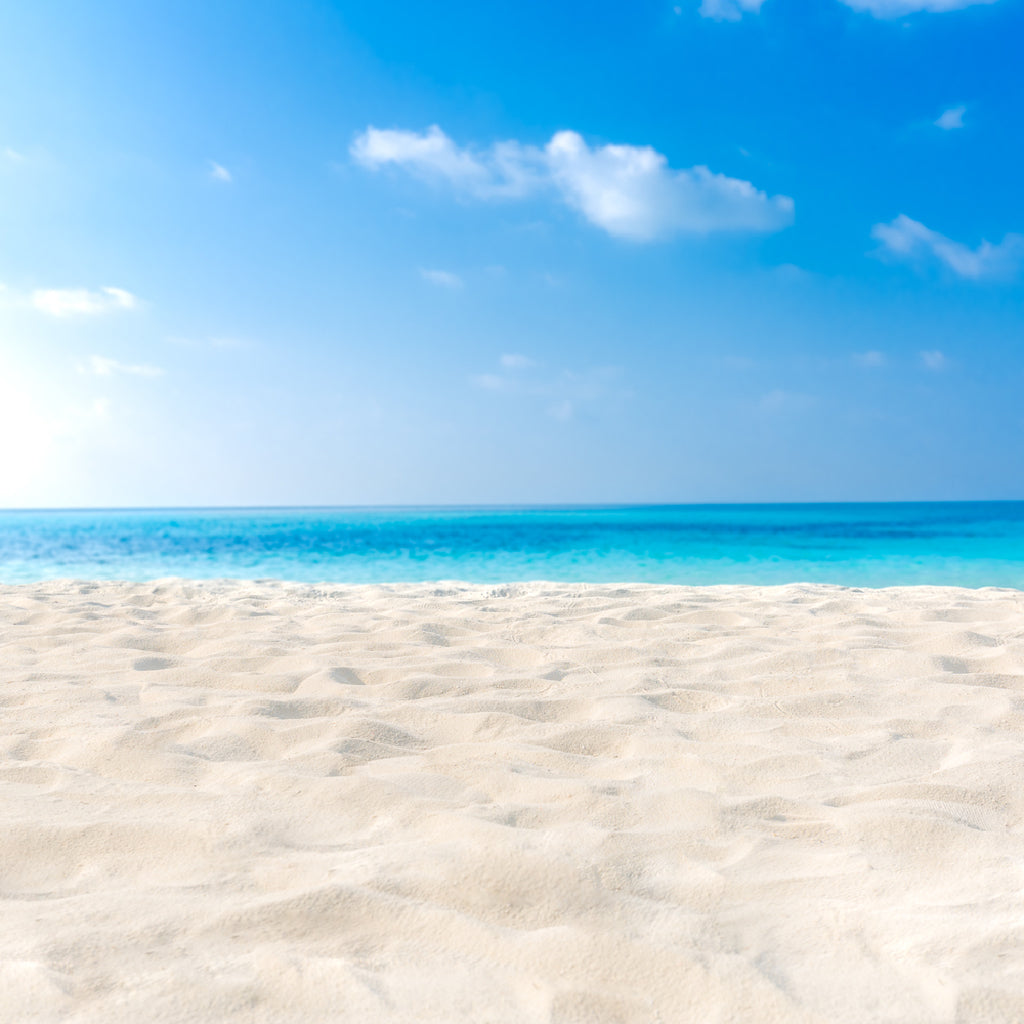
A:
1;503;1023;588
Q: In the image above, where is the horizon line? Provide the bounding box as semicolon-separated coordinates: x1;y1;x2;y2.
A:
3;499;1024;514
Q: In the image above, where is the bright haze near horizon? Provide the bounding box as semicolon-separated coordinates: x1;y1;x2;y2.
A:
0;0;1021;509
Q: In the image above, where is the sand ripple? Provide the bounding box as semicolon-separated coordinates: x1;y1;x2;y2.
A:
2;581;1024;1022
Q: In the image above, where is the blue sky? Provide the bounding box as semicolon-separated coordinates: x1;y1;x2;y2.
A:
0;0;1021;506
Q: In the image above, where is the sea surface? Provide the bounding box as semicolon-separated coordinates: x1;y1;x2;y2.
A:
2;503;1024;588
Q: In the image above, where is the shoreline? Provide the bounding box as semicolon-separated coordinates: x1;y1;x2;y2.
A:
3;581;1023;1021
4;576;1024;590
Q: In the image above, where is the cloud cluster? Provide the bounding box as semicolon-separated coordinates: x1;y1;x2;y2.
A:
697;0;998;16
32;286;138;317
352;126;793;241
871;215;1023;280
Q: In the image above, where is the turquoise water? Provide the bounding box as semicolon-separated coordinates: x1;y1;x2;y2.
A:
2;504;1024;588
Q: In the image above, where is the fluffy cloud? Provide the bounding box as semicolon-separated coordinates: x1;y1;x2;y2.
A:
32;286;138;317
86;355;164;378
871;215;1023;280
352;125;793;241
545;130;792;239
354;125;480;182
934;105;966;130
209;161;232;183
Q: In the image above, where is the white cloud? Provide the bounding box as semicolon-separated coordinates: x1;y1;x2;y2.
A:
419;268;463;289
920;350;948;370
4;147;24;162
352;125;536;197
86;355;165;378
352;125;793;241
699;0;765;20
695;0;997;17
871;215;1023;280
472;356;627;420
31;286;138;317
840;0;998;15
545;131;793;239
209;161;232;183
934;105;966;130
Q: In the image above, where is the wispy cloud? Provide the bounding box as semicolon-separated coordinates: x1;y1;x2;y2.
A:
697;0;998;17
500;353;536;370
3;147;24;162
31;286;139;317
419;268;463;289
699;0;765;20
840;0;998;15
209;161;232;183
353;125;493;192
85;355;165;378
920;350;949;371
472;355;627;420
351;125;541;199
934;105;966;130
353;125;793;241
871;215;1023;280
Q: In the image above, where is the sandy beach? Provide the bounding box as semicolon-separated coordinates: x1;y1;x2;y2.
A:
2;580;1024;1022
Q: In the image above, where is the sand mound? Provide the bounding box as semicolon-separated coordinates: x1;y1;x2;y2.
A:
2;580;1024;1022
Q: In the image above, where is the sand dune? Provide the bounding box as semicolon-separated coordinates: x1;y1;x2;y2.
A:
2;580;1024;1022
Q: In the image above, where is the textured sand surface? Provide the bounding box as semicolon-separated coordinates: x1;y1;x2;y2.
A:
2;580;1024;1023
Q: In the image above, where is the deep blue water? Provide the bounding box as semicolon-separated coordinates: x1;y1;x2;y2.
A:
1;504;1024;588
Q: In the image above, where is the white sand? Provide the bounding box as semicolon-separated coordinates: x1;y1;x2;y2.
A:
2;580;1024;1023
